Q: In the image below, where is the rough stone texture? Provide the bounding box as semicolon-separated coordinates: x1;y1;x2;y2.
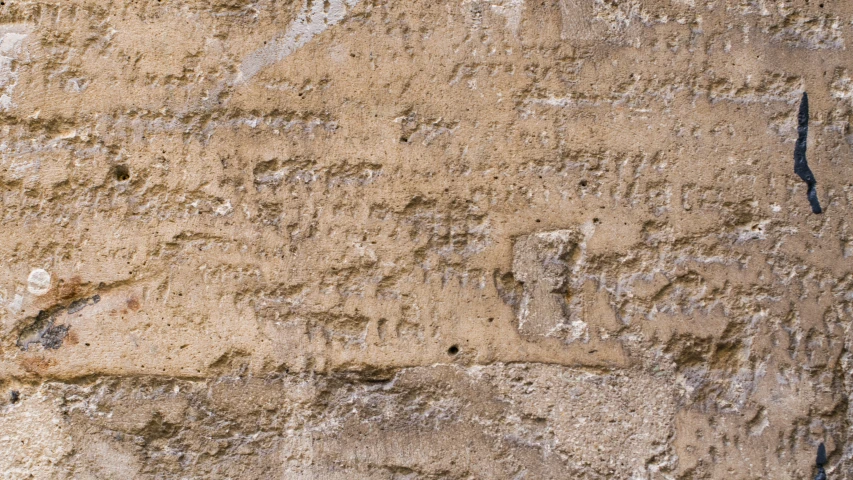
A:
1;0;852;478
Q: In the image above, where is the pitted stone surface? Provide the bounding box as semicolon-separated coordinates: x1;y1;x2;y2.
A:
1;0;853;478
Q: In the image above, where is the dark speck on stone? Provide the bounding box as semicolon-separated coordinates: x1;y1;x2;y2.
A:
10;391;19;404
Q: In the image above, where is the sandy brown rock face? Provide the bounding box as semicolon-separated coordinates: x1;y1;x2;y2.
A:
1;0;852;478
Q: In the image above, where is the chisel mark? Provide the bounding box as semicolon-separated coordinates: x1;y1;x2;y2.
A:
794;92;822;214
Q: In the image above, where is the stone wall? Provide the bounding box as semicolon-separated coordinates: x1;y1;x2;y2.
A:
1;0;852;478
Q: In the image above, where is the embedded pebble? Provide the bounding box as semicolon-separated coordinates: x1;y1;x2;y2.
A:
27;269;51;296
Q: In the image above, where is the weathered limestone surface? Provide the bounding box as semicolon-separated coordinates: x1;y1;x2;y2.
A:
1;0;852;478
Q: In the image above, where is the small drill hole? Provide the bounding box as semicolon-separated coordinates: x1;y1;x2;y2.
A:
115;165;130;182
447;345;459;355
579;180;588;187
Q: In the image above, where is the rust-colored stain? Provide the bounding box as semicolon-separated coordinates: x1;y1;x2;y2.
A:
55;276;87;302
31;275;95;310
19;355;57;375
64;329;80;346
127;298;141;311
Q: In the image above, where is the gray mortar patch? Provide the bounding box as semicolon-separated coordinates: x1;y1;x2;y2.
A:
67;294;101;314
17;308;67;351
16;294;100;350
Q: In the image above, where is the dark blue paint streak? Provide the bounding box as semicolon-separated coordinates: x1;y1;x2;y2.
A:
794;92;823;214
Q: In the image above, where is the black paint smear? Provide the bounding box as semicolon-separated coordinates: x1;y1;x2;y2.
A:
815;443;828;480
794;92;823;214
817;443;827;466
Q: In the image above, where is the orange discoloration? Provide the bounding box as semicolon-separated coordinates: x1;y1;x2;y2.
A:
127;298;141;311
64;329;80;346
19;355;56;375
55;276;88;302
32;275;95;310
